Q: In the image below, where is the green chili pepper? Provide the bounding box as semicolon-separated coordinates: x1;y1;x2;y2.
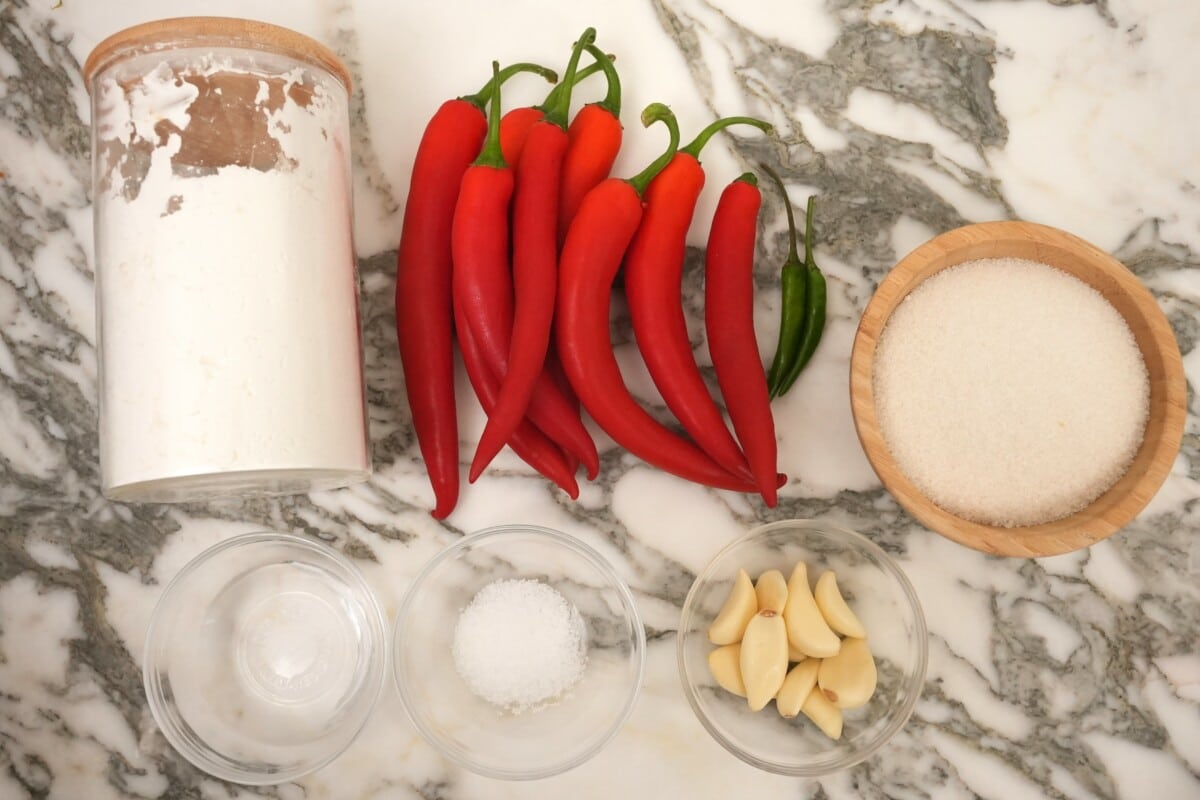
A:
773;194;826;397
762;163;807;396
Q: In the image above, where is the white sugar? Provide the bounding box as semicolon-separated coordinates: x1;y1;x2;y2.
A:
873;257;1149;527
452;579;587;713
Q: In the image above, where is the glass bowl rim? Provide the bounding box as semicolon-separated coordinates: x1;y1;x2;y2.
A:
676;518;928;776
142;530;388;785
392;523;647;780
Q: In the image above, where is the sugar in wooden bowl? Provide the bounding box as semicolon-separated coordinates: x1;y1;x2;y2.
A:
874;257;1150;528
850;221;1186;557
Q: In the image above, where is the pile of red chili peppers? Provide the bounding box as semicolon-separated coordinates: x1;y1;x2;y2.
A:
396;29;818;519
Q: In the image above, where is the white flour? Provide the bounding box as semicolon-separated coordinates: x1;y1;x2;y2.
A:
93;53;368;499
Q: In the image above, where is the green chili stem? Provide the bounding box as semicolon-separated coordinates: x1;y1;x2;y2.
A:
627;103;680;196
582;44;620;117
473;62;506;169
463;62;557;109
680;116;773;159
804;195;816;269
541;58;605;111
542;28;597;129
760;163;800;268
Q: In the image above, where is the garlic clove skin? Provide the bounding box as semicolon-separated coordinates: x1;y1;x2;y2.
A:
784;562;841;658
707;643;746;697
739;610;788;712
775;658;819;718
708;568;758;645
813;571;866;638
817;637;877;709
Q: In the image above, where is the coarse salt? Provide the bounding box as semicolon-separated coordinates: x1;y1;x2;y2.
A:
452;579;587;713
873;257;1149;527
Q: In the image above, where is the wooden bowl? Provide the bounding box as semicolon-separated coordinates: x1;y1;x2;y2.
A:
849;221;1186;557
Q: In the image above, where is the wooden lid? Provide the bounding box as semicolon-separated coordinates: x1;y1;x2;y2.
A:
83;16;351;92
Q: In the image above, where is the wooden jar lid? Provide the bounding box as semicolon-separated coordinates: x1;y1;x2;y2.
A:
83;16;351;92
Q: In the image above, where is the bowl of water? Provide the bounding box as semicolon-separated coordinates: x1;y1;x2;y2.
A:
143;532;387;784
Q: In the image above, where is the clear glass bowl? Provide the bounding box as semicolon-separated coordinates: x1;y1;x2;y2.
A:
677;520;928;775
143;532;387;784
393;525;645;780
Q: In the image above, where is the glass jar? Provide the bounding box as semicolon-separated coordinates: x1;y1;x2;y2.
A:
85;18;370;502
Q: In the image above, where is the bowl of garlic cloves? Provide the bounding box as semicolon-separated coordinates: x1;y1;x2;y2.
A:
676;520;928;775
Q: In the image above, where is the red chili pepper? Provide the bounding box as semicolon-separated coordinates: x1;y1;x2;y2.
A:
455;305;579;498
458;264;600;480
396;61;556;520
470;29;596;482
556;44;622;247
557;104;761;492
452;55;598;482
500;106;544;169
488;54;606;480
542;349;581;475
623;116;772;483
705;173;778;506
500;58;605;168
468;328;600;479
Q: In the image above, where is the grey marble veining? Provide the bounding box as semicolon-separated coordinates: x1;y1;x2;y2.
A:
656;0;1011;272
1;0;1199;798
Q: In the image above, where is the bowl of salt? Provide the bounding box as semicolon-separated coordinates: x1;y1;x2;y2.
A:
850;220;1186;557
392;524;645;779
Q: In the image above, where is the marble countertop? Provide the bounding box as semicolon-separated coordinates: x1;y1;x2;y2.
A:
2;0;1199;797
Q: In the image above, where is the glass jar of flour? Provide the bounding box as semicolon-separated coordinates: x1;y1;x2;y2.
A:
85;18;370;502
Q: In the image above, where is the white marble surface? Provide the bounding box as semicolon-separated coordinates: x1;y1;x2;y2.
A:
2;0;1199;797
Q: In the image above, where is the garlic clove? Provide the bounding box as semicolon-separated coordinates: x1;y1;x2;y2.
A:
813;571;866;638
801;687;844;739
753;566;792;618
817;637;877;709
708;568;758;645
754;569;788;614
707;643;746;697
775;658;819;718
784;562;841;658
739;610;788;712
